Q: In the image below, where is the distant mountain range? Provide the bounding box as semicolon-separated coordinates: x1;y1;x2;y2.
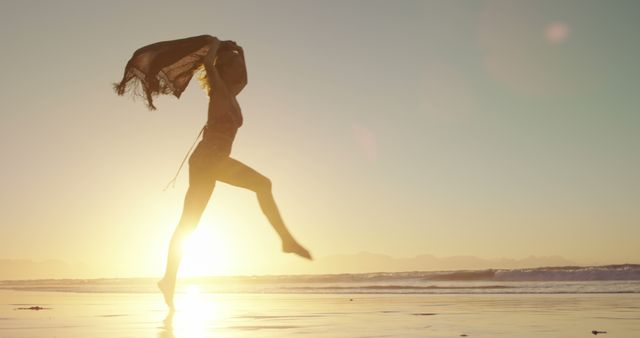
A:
0;253;584;280
0;259;92;280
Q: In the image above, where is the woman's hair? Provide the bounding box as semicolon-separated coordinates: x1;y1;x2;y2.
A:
197;64;210;92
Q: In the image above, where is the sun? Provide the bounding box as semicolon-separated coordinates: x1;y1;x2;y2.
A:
180;217;233;277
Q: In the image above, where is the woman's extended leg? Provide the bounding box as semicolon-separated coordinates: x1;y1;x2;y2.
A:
217;157;312;260
159;166;217;308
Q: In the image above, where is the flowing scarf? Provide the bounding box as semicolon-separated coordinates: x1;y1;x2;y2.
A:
114;35;246;189
113;35;215;110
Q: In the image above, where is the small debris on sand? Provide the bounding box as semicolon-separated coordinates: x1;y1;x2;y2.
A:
460;334;468;337
16;306;50;311
412;313;436;316
592;330;607;335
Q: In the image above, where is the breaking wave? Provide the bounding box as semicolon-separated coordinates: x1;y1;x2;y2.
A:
1;265;639;294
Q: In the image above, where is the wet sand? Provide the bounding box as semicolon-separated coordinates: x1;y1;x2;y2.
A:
1;289;639;337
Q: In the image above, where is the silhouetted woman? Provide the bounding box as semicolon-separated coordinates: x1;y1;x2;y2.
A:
114;35;311;308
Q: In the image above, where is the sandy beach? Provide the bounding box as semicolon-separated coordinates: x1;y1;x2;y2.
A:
2;288;639;338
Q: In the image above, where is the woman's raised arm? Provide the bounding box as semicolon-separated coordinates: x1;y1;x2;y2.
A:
202;37;231;97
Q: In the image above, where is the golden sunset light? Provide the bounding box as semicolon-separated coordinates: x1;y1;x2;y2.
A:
1;1;639;337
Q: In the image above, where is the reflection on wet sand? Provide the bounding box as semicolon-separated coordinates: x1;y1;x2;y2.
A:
158;287;214;338
2;290;638;338
158;310;174;338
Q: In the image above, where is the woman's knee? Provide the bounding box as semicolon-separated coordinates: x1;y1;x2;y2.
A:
255;176;272;194
171;222;197;247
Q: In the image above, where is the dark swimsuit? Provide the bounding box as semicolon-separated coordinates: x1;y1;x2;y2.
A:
188;94;242;174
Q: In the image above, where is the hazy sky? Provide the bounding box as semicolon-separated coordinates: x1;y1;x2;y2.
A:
1;0;638;277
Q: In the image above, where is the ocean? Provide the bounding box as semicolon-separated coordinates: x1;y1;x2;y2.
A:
2;264;639;295
2;265;639;338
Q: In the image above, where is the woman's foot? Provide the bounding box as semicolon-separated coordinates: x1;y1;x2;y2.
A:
158;278;175;310
282;240;312;260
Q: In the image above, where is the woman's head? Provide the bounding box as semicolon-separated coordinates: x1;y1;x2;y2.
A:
215;44;247;95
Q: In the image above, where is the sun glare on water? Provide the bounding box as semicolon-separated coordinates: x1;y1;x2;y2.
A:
154;217;233;338
170;284;224;338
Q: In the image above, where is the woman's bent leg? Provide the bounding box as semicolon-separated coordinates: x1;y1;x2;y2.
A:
217;157;311;259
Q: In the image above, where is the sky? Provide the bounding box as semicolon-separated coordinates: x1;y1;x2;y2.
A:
0;0;639;278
